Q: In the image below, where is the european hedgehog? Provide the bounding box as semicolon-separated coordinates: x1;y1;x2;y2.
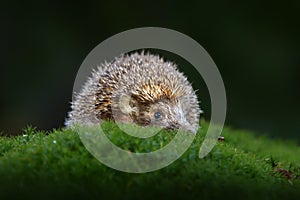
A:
65;52;201;134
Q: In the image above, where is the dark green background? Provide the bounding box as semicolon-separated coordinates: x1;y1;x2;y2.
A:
1;1;299;141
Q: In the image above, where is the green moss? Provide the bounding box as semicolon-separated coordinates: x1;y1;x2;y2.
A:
0;121;300;200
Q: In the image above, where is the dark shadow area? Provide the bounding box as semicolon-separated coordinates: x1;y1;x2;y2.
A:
1;1;300;141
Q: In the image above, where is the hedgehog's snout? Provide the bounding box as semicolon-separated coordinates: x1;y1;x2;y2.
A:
178;122;196;134
156;101;194;134
171;104;196;134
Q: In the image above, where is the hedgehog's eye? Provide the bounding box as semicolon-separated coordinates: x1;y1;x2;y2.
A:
154;111;163;119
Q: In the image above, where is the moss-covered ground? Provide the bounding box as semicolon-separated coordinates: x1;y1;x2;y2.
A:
0;121;300;199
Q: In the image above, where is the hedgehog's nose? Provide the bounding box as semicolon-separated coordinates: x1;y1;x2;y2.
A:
177;119;196;134
173;107;196;134
179;123;196;134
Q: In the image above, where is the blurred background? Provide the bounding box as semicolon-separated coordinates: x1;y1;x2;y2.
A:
1;1;299;141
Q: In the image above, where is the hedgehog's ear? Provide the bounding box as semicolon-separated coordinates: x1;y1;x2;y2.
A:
119;94;137;115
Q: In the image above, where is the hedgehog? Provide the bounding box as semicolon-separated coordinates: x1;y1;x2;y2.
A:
65;52;201;134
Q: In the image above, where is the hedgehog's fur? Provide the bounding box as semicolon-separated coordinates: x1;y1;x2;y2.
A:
66;52;201;134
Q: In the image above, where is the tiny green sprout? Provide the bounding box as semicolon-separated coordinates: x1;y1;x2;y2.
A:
22;125;37;136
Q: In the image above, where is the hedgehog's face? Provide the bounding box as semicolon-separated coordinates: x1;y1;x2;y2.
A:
117;95;197;134
142;100;196;134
